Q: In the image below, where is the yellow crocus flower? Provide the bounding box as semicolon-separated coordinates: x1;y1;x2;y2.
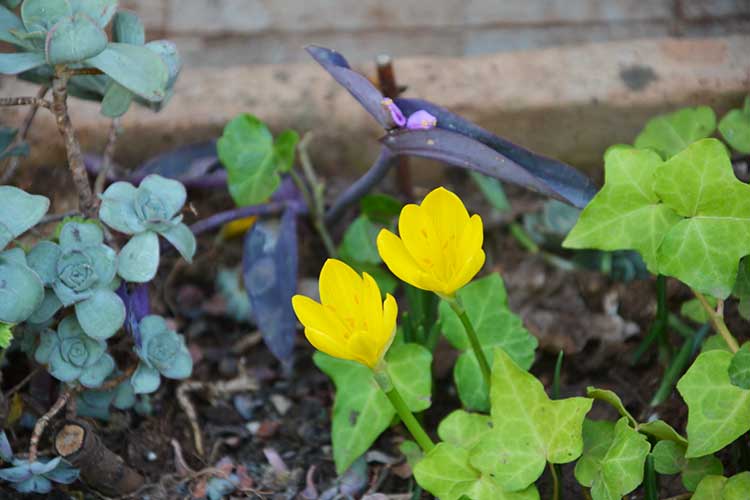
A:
292;259;398;369
377;187;485;298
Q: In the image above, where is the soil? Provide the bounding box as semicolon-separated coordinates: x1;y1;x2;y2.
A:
0;174;743;500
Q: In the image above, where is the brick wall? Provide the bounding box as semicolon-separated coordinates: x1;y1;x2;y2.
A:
120;0;749;65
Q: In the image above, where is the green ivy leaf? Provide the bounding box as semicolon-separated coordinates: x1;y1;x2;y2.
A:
634;106;716;159
339;215;381;265
681;297;715;324
579;417;650;500
719;96;750;154
313;342;432;473
438;410;493;451
654;139;747;298
359;193;402;224
728;343;750;389
652;440;685;474
636;419;687;446
469;348;592;491
563;147;681;272
702;334;733;354
652;440;723;491
0;323;12;349
677;350;750;457
682;454;724;492
574;419;615;486
414;443;540;500
693;472;750;500
439;274;538;411
586;387;637;426
217;114;298;206
470;171;510;212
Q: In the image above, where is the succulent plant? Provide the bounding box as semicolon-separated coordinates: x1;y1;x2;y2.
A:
0;431;78;494
0;185;49;252
0;248;44;324
35;315;114;388
27;221;125;339
99;174;196;283
131;315;192;394
76;379;136;420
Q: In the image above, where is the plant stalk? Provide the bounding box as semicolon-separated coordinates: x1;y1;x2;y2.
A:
631;274;669;364
548;461;560;500
650;324;709;406
449;298;491;388
374;369;434;453
693;289;739;353
1;85;49;184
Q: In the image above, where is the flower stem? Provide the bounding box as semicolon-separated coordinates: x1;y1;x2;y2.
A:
374;369;434;453
449;299;491;388
693;289;739;353
548;461;560;500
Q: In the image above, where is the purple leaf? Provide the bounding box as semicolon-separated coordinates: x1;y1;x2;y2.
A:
116;283;150;348
132;141;223;186
394;98;597;207
242;208;298;366
305;45;389;128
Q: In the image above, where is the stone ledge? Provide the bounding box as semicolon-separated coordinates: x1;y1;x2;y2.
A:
2;35;749;184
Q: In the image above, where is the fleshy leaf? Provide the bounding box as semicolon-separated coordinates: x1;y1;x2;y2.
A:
586;418;650;500
79;352;114;388
0;251;45;323
0;186;49;249
45;12;107;64
719;97;750;154
112;9;144;45
86;43;168;102
70;0;117;28
0;6;25;46
414;443;540;500
21;0;72;33
314;342;432;474
563;147;681;272
677;349;750;457
654;139;750;298
75;288;126;339
158;222;195;263
242;210;298;364
118;231;159;283
439;273;537;411
131;362;161;394
469;348;592;491
217;114;286;206
100;82;133;118
634;106;716;159
0;51;45;75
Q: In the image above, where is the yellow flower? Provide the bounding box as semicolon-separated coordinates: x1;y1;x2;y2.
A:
292;259;398;369
377;187;485;297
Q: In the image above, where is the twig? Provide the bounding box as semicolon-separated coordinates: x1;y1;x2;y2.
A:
67;68;103;76
295;133;336;257
28;388;73;462
376;54;412;198
693;289;740;353
1;86;50;184
39;210;81;225
51;73;97;218
0;96;51;109
324;147;396;225
94;117;121;196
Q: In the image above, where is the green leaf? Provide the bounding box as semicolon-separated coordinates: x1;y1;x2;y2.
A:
272;129;298;173
70;0;117;28
677;350;750;457
112;10;145;45
702;334;733;353
414;443;540;500
563;147;681;272
586;387;637;427
359;193;402;224
574;419;615;487
118;231;159;283
470;171;510;212
634;106;717;159
653;139;748;298
100;82;133;118
0;323;12;349
314;342;432;473
682;454;724;492
45;13;107;64
438;410;493;451
21;0;72;33
652;440;685;474
469;348;592;491
86;43;168;102
728;343;750;389
719;97;750;154
439;274;538;411
637;419;688;446
0;51;46;75
217;114;280;206
583;418;651;500
339;215;381;265
681;297;715;324
693;472;750;500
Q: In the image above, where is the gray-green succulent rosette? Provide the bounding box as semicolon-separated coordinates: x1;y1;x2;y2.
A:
34;315;115;388
99;174;196;283
131;315;192;394
27;221;125;339
0;432;78;494
76;379;135;420
0;186;49;324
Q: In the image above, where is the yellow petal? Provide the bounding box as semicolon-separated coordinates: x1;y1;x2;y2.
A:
305;326;352;361
346;330;381;368
377;229;430;290
292;295;348;339
361;271;384;335
319;258;362;322
377;293;398;359
398;204;440;274
421;187;470;249
451;249;486;293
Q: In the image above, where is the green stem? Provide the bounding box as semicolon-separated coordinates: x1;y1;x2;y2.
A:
289;169;337;257
375;369;435;452
650;324;709;406
644;454;658;500
449;299;491;388
693;289;739;353
548;461;560;500
631;275;669;365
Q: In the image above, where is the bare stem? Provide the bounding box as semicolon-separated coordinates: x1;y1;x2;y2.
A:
1;86;50;184
0;96;51;109
94;118;121;196
51;73;97;218
29;388;73;463
693;289;739;353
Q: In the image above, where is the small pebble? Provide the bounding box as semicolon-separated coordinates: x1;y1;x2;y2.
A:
246;421;261;435
270;394;292;416
146;451;157;462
